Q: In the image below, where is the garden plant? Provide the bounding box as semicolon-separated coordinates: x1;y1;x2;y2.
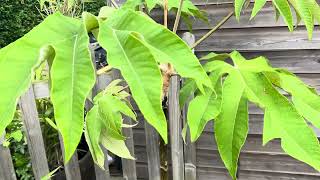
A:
1;0;320;179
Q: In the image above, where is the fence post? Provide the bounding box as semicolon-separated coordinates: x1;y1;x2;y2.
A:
169;75;185;180
59;134;82;180
19;87;50;180
182;32;197;180
0;134;17;180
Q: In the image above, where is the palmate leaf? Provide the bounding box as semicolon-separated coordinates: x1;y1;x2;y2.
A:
236;0;320;39
185;51;320;179
85;85;135;168
0;13;95;162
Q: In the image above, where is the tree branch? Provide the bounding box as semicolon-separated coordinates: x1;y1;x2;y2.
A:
191;11;234;49
173;0;184;33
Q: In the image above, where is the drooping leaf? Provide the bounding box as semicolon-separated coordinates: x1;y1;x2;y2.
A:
251;0;267;19
273;0;294;31
101;131;134;160
234;0;247;21
179;79;197;109
50;17;95;162
85;106;105;167
105;9;212;92
242;72;320;172
188;77;222;142
0;13;95;163
236;0;320;38
97;23;168;142
265;69;320;128
214;71;248;180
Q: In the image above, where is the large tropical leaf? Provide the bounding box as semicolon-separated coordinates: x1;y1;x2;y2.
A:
187;51;320;179
50;19;95;162
97;22;168;142
0;13;95;162
215;71;248;180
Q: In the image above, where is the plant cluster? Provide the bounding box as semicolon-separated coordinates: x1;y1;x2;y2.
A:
0;0;320;179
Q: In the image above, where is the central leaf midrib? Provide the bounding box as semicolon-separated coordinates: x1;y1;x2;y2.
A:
112;30;160;120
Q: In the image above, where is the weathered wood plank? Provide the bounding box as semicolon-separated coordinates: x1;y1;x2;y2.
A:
19;87;50;180
58;133;82;180
239;152;320;176
182;32;197;180
239;170;320;180
144;122;161;180
0;134;17;180
191;27;320;52
168;75;184;180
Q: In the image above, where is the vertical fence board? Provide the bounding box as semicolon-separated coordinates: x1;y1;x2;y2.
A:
59;134;82;180
19;87;50;180
121;116;137;180
144;122;161;180
112;69;137;180
168;75;184;180
0;134;17;180
182;32;197;180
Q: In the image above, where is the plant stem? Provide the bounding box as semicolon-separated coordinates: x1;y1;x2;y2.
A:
164;0;168;27
191;11;234;49
173;0;184;33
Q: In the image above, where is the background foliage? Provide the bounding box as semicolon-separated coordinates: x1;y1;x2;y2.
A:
0;0;106;48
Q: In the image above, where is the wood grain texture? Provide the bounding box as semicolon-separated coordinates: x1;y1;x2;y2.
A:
59;133;82;180
144;122;161;180
0;134;17;180
182;32;197;180
19;87;50;180
168;75;184;180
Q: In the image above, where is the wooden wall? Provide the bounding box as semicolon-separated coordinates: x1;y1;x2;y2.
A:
132;1;320;179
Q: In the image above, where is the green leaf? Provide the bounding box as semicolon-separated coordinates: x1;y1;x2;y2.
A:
85;88;136;167
251;0;267;19
242;72;320;172
50;17;95;162
199;52;230;61
10;130;23;142
85;106;105;167
100;131;134;160
234;0;247;21
273;0;294;31
214;71;248;180
105;9;212;92
179;79;197;109
97;23;167;142
0;13;95;164
265;69;320;128
188;77;222;142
